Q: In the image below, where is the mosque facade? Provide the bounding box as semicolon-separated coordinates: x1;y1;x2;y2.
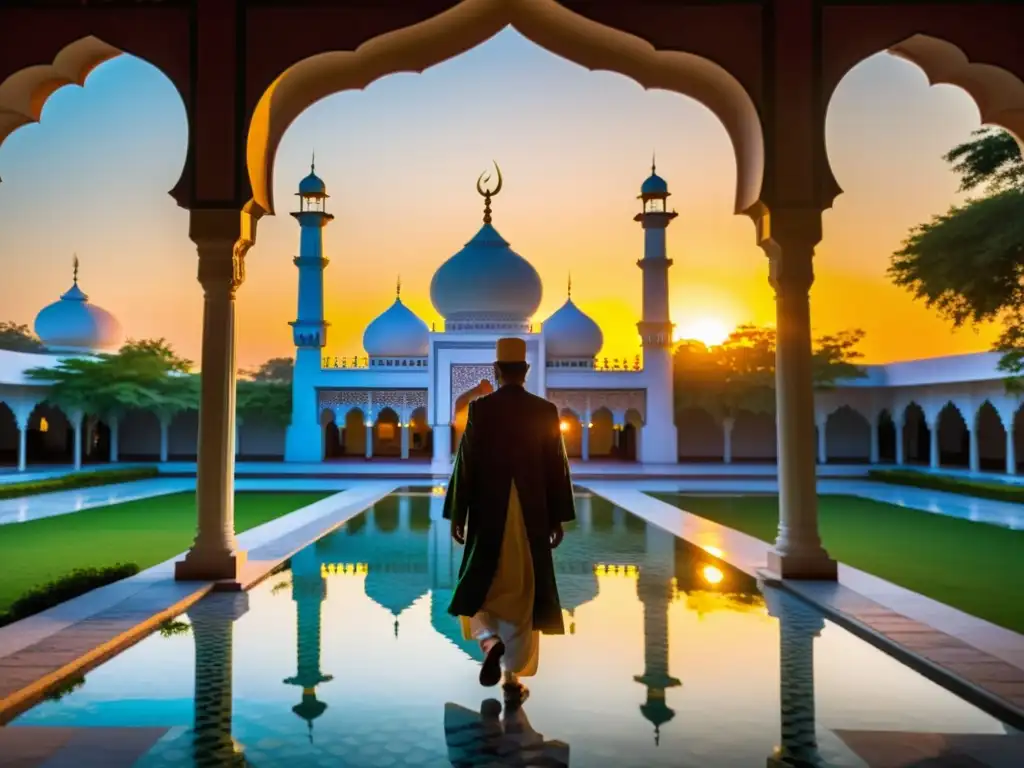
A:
284;162;677;467
0;167;1022;474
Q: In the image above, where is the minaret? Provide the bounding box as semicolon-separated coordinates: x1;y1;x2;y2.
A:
634;156;679;464
284;547;333;742
285;157;334;462
634;521;681;745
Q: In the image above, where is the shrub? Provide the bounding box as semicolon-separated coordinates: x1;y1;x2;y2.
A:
0;563;140;628
0;467;159;500
867;468;1024;503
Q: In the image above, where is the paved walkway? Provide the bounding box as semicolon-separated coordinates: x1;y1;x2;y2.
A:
583;482;1024;728
0;480;399;722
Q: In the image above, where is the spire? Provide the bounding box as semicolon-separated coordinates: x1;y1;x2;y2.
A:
652;151;656;175
396;275;401;300
72;254;79;285
567;272;572;299
311;151;316;173
476;161;503;225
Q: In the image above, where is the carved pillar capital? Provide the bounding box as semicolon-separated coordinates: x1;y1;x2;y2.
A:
757;208;822;295
190;208;259;294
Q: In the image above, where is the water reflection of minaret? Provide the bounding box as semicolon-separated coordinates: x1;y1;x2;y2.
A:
284;545;333;741
187;593;249;766
577;494;593;535
428;492;453;590
633;522;681;745
763;588;825;768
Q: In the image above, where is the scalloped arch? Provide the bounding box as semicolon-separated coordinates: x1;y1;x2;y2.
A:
246;0;763;218
888;35;1024;150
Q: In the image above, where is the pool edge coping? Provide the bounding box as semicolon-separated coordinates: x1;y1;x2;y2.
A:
0;482;398;724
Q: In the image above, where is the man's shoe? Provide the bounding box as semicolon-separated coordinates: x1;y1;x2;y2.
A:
479;640;506;687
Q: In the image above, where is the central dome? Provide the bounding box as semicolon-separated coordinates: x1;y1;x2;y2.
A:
429;223;542;330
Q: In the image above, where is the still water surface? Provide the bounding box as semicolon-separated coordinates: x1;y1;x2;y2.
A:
13;491;1015;766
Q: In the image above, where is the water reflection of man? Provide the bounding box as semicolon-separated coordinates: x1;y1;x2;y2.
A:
443;337;577;704
444;699;570;767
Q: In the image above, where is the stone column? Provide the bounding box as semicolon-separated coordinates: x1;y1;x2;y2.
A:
815;417;827;465
968;425;980;473
581;419;591;462
364;416;374;460
763;588;825;768
432;424;452;468
71;410;84;471
869;414;880;465
187;593;249;766
761;211;836;580
928;416;941;469
895;413;906;466
1007;430;1017;476
159;416;171;463
400;420;410;460
722;417;735;464
15;409;28;472
175;209;252;582
109;416;120;463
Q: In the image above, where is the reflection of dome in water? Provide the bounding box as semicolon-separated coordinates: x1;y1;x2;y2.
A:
431;589;480;661
552;567;599;613
364;571;428;617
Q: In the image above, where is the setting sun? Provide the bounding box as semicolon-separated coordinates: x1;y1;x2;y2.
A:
675;318;732;348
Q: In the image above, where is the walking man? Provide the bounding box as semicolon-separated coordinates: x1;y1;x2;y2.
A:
443;337;576;704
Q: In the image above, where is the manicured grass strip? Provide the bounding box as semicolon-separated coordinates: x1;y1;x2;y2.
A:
0;491;331;614
0;564;140;628
651;493;1024;635
0;467;159;500
868;468;1024;504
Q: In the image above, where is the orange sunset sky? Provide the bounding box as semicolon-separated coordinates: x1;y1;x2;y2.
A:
0;29;999;370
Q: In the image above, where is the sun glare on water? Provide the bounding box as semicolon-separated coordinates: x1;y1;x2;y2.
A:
675;318;731;348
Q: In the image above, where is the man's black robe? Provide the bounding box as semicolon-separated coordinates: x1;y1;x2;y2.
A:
442;384;576;634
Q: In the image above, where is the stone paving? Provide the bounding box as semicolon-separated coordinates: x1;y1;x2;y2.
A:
0;482;398;724
584;483;1024;730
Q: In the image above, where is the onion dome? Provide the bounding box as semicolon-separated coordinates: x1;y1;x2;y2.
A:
362;278;430;357
429;164;542;330
542;275;603;359
298;154;327;197
34;257;123;354
640;155;669;197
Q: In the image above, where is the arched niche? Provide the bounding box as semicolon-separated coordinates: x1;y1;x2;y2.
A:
27;403;73;464
901;403;928;465
321;408;341;460
824;406;871;463
589;407;615;459
343;407;368;457
936;402;968;467
0;402;18;466
374;407;401;457
876;409;897;463
409;406;431;457
975;401;1006;471
560;409;582;459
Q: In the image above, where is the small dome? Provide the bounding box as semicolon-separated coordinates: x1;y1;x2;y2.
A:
299;170;327;197
362;297;429;358
641;172;668;196
34;277;123;354
543;298;603;359
430;223;542;325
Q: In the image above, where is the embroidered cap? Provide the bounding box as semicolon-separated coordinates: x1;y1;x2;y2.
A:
495;337;527;363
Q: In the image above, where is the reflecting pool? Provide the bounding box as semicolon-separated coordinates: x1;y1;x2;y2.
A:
8;491;1019;767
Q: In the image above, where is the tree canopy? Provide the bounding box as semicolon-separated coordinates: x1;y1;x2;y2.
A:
673;324;866;420
0;321;45;352
887;127;1024;391
243;356;293;383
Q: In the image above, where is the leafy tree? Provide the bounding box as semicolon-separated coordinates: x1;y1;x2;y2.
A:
243;356;293;382
887;127;1024;390
0;321;45;352
673;324;866;419
236;379;292;426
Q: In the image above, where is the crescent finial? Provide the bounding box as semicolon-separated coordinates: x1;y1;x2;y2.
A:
476;162;503;223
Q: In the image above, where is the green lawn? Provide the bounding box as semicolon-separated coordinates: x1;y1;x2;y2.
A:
652;493;1024;634
0;491;331;613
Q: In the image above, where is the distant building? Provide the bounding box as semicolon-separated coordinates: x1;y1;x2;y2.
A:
0;167;1021;475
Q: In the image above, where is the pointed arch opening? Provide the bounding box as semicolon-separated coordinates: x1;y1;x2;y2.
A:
901;403;929;466
936;402;968;468
824;406;872;463
975;400;1006;472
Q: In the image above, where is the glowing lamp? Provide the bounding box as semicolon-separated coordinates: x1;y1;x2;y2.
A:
587;422;594;428
364;420;373;427
559;420;569;432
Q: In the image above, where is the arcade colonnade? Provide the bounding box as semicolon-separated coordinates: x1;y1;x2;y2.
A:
2;0;1024;584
